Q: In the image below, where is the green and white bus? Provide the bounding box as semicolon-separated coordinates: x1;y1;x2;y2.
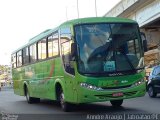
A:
11;17;146;111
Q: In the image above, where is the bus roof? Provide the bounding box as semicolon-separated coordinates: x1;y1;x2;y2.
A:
12;17;137;54
59;17;137;27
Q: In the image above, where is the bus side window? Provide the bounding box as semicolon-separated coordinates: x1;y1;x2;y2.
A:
11;54;17;68
17;50;22;67
38;38;47;60
60;28;75;75
48;32;59;58
29;43;37;63
22;47;29;65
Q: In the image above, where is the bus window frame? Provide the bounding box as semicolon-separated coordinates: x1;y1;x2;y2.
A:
29;43;38;63
22;47;30;65
47;31;59;58
73;22;144;77
11;30;60;68
11;53;17;68
38;38;47;61
60;27;75;75
16;50;22;67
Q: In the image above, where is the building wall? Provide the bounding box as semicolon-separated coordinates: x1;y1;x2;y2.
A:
105;0;138;17
127;0;160;27
105;0;160;27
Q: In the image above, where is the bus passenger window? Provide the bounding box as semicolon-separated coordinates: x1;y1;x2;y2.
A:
48;32;59;57
48;36;53;57
38;38;46;60
11;54;16;68
17;51;22;67
29;44;37;63
22;47;29;65
61;28;75;75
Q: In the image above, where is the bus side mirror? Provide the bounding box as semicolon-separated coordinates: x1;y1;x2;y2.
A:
71;43;77;60
141;32;148;52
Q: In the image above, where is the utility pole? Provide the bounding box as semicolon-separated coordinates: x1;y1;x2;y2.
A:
77;0;79;18
95;0;97;17
66;6;68;21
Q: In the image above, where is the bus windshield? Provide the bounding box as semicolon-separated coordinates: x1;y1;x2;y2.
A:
74;23;144;76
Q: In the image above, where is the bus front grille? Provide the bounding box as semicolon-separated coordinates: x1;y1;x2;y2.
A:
101;85;132;90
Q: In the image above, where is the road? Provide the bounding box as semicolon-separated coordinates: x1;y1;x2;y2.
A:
0;87;160;120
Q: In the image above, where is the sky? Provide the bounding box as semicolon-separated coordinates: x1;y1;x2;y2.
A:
0;0;121;65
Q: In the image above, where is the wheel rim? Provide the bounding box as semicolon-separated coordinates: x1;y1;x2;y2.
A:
148;86;153;96
60;92;65;109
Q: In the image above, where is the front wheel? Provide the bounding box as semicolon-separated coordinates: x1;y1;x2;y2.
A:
110;100;123;107
59;89;71;112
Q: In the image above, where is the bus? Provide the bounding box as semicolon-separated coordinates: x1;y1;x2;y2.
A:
11;17;146;111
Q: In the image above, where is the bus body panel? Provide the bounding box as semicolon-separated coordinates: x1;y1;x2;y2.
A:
13;57;78;102
75;71;146;103
12;17;146;105
77;82;146;103
13;57;64;99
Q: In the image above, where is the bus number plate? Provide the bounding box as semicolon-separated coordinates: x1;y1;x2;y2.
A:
112;92;123;97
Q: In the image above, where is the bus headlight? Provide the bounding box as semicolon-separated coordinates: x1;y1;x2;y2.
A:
80;83;103;91
131;79;145;87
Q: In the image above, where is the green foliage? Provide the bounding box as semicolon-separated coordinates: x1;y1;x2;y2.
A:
0;65;9;73
0;65;10;80
0;74;7;80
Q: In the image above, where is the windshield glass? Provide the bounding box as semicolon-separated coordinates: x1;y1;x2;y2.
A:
75;23;144;75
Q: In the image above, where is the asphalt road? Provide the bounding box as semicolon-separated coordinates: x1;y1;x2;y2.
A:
0;87;160;120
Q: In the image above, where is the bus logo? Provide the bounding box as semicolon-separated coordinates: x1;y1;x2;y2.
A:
121;80;128;84
109;73;123;76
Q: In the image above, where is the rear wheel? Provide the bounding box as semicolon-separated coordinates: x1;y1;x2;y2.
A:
59;89;71;112
148;85;157;98
25;87;40;103
110;100;123;107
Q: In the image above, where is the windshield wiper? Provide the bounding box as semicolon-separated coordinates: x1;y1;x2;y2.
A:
88;41;112;62
120;51;136;71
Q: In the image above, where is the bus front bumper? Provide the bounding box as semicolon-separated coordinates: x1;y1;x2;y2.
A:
77;82;146;103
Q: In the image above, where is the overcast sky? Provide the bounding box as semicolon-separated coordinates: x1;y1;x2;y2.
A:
0;0;121;65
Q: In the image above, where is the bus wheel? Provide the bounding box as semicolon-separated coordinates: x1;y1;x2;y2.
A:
59;89;71;112
110;100;123;107
25;87;40;104
148;86;157;98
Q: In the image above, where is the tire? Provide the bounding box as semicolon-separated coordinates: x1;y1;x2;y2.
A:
110;100;123;107
148;85;157;98
59;89;71;112
25;87;40;104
